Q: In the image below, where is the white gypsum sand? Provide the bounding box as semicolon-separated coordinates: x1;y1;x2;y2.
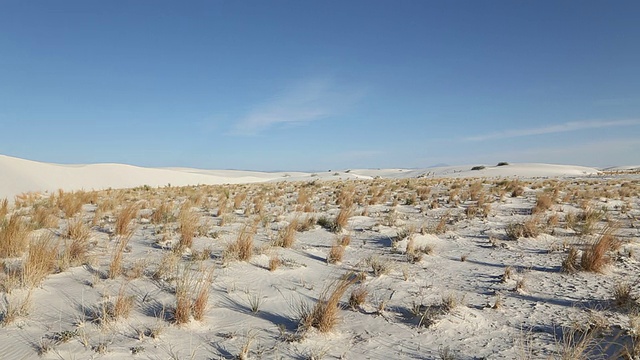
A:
0;155;638;359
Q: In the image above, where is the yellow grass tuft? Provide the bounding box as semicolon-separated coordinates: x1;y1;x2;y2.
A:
0;215;30;258
177;205;200;251
327;244;345;264
0;198;8;219
109;234;131;279
580;227;620;273
22;233;57;288
298;275;355;333
275;219;298;248
114;203;138;237
224;224;256;262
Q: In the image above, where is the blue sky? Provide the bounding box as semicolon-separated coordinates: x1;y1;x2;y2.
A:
1;1;638;170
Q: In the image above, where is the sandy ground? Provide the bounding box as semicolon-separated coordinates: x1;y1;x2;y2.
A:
0;155;639;359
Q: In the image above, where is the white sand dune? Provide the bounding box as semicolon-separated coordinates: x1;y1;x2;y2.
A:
0;154;601;200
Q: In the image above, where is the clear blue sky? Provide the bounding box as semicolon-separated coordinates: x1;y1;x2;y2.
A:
1;1;638;170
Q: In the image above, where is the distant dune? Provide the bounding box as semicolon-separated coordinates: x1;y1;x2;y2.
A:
0;154;601;200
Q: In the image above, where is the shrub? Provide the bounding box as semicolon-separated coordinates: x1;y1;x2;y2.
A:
471;166;486;171
496;162;509;166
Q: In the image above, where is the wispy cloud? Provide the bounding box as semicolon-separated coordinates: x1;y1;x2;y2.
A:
229;77;361;135
464;119;640;142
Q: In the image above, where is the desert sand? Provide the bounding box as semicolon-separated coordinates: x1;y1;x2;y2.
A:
0;155;639;359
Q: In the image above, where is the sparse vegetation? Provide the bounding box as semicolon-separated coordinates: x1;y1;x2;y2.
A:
0;169;637;358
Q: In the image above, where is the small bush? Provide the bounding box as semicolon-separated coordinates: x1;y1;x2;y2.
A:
496;162;509;166
471;166;486;171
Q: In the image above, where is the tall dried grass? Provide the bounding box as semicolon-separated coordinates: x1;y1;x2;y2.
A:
22;233;57;288
580;227;620;273
0;215;30;258
109;234;131;279
298;275;355;333
114;203;138;238
224;224;256;262
177;205;200;251
275;219;298;248
0;198;8;219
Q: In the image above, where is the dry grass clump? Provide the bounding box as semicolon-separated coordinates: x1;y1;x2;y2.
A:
22;233;57;288
0;290;32;325
348;286;368;309
612;281;636;309
109;235;131;279
562;247;580;274
177;205;200;251
367;256;390;277
65;217;91;242
298;275;355;333
152;252;180;281
233;191;247;210
111;284;135;321
295;216;316;232
56;191;85;218
327;244;345;264
192;268;214;321
0;198;8;219
224;224;256;262
114;203;138;237
579;228;620;273
173;265;214;324
31;205;59;229
151;201;174;224
274;219;297;248
576;207;604;235
0;215;30;258
505;216;540;240
268;254;281;272
333;205;353;233
533;193;554;214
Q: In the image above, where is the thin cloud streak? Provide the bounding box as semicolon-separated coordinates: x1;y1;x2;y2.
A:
229;78;360;136
464;119;640;142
